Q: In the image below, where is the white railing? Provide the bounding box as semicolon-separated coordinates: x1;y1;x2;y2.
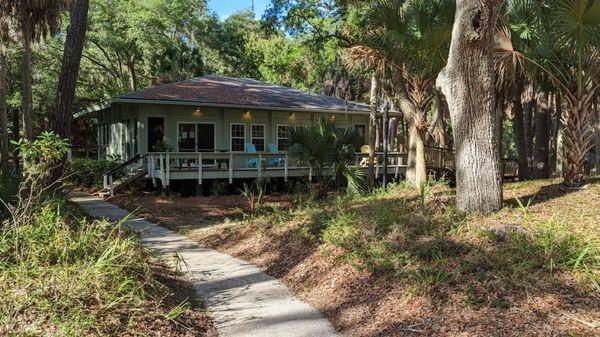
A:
145;151;410;187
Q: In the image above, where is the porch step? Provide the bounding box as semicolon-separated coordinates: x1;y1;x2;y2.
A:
101;168;147;197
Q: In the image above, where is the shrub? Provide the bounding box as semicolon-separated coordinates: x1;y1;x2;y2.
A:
66;158;118;188
0;201;156;336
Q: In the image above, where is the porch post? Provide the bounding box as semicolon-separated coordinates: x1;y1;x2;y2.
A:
197;152;203;196
284;154;289;182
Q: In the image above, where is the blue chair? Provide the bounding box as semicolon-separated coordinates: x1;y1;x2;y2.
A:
267;143;284;167
245;143;258;168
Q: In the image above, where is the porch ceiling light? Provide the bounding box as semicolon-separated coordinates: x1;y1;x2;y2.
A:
289;112;296;118
243;110;252;118
193;108;202;116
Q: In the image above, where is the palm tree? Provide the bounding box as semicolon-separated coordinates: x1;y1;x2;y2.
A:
3;0;69;140
343;45;386;189
496;0;600;187
355;0;454;187
288;118;364;198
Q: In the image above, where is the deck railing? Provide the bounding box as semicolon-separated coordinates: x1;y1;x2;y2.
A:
145;151;410;187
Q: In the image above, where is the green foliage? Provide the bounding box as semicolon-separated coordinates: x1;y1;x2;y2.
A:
240;180;266;216
210;181;229;196
0;168;21;220
288;118;364;197
66;158;119;188
0;201;157;335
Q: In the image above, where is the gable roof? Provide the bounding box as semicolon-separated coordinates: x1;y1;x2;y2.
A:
115;76;370;113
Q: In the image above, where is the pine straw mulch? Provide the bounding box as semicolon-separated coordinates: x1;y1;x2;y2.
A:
110;178;600;337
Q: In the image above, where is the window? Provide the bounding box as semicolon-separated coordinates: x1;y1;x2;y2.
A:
277;124;290;151
178;123;196;151
230;123;246;151
251;124;265;151
355;125;366;144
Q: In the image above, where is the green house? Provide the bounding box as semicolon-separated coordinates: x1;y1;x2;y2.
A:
75;76;408;195
78;76;372;161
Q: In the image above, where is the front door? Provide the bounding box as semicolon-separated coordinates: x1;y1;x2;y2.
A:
196;124;215;152
148;117;164;152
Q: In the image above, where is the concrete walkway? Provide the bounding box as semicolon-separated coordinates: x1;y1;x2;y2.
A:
69;192;336;337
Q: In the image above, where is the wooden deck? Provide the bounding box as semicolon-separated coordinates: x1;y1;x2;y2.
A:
145;151;410;187
103;146;519;196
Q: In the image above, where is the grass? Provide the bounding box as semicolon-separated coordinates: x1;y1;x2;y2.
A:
0;200;214;336
109;177;600;335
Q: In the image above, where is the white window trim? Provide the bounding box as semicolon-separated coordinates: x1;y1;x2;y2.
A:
276;124;290;152
230;123;246;152
251;123;266;152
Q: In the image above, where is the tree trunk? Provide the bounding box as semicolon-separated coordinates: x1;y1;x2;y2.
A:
406;121;426;186
388;117;397;151
368;73;379;188
0;41;8;163
426;91;443;145
534;91;550;178
592;94;599;173
50;0;90;141
523;84;535;174
512;81;529;180
496;89;505;159
127;61;137;91
562;93;594;186
551;93;563;175
21;21;33;140
436;0;504;214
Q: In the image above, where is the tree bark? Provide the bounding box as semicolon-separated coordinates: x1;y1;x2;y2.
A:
523;84;535;174
0;41;8;163
512;80;529;180
21;20;33;140
50;0;89;140
406;121;426;186
368;73;379;188
436;0;504;214
550;93;563;175
592;94;599;173
496;89;505;159
534;91;550;178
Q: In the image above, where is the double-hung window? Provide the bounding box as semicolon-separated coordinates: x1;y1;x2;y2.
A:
230;123;246;151
277;124;290;151
251;124;266;151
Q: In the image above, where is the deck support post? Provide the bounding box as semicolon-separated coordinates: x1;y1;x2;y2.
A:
165;153;170;187
197;152;203;196
375;153;379;178
284;154;289;183
159;154;164;187
229;153;234;184
309;166;313;182
108;175;114;197
395;154;401;180
258;154;262;179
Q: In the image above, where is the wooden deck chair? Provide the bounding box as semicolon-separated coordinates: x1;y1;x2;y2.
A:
245;143;258;168
267;143;284;167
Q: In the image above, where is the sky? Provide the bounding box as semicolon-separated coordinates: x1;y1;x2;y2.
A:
208;0;270;19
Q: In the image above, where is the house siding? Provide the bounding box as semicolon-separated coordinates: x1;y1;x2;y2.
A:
102;102;370;161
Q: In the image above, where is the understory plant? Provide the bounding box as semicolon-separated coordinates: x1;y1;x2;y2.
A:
240;179;266;215
288;118;364;198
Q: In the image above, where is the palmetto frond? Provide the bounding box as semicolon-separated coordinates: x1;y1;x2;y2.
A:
289;118;364;195
2;0;71;41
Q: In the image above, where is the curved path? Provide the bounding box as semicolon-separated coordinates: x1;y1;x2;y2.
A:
69;192;337;337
